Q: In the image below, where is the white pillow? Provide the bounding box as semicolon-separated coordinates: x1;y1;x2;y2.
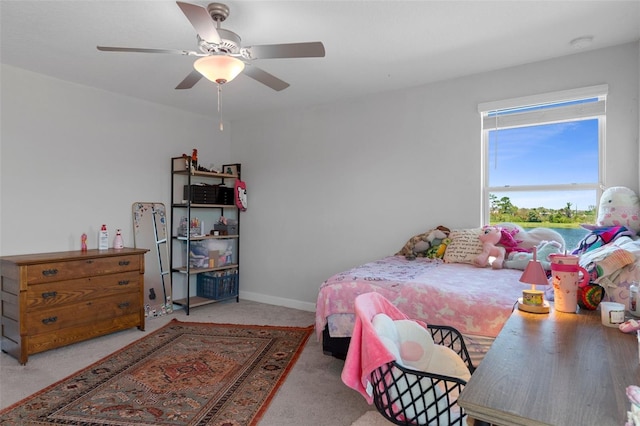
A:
393;320;471;382
372;317;470;424
372;313;400;344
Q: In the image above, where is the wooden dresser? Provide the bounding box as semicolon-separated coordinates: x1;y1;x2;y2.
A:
0;248;148;364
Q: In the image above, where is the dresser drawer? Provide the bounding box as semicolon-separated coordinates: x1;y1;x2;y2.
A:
25;255;141;284
26;292;141;335
25;271;140;310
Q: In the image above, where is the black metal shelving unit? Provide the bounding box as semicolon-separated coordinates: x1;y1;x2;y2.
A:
169;156;241;314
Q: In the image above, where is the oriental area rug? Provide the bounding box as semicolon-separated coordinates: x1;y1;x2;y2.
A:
0;319;313;426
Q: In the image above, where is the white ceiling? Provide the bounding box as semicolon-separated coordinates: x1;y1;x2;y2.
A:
2;1;639;121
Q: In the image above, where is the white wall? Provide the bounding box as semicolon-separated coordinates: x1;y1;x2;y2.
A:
232;42;640;311
0;65;230;255
1;43;638;313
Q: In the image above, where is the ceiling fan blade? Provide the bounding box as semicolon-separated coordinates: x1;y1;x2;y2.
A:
245;42;325;59
176;1;221;44
243;66;290;91
97;46;199;56
175;69;203;90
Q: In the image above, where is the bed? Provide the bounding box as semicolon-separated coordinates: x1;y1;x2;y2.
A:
316;224;572;365
317;221;640;365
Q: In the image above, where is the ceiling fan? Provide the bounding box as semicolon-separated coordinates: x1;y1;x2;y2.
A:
97;1;326;91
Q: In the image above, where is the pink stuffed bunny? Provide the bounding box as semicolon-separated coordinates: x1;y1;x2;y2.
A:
474;226;506;269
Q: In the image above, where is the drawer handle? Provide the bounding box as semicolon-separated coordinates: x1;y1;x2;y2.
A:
118;280;130;286
41;316;58;325
42;291;58;299
41;269;58;277
118;260;131;266
118;302;130;309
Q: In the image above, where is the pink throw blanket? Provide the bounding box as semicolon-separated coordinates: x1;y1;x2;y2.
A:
341;292;427;403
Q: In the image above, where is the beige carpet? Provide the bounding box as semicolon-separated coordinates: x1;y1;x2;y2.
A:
352;410;475;426
350;410;391;426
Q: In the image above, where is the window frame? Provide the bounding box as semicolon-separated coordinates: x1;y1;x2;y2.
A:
478;85;608;225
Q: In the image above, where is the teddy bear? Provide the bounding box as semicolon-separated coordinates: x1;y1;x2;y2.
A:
473;226;507;269
503;240;563;271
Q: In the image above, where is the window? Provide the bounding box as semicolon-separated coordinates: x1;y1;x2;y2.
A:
479;85;607;249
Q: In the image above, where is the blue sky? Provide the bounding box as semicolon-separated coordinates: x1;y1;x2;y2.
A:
489;118;598;210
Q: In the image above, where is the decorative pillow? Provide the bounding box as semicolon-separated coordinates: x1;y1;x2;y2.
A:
393;320;471;382
372;315;451;425
372;313;400;344
443;228;484;264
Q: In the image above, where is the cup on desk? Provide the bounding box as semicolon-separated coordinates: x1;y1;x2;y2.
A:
550;254;589;313
600;301;625;327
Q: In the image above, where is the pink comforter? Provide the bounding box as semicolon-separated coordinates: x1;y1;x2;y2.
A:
316;256;528;340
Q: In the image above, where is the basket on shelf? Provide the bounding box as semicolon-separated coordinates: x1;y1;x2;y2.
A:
197;270;239;300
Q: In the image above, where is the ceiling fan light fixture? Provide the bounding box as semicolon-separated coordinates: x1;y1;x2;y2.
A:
194;55;245;84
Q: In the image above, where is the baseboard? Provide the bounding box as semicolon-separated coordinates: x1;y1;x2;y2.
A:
239;290;316;312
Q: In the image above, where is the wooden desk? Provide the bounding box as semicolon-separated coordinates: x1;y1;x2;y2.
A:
458;307;640;425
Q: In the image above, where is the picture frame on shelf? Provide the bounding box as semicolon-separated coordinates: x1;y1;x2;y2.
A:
222;164;238;177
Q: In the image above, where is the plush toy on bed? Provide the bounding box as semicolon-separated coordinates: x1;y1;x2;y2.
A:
397;226;451;260
503;240;562;271
572;187;640;254
473;226;505;269
594;186;640;233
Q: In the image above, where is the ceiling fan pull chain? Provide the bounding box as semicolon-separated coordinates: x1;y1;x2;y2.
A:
217;84;224;131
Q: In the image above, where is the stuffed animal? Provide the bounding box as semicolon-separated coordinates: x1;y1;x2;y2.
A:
593;186;640;233
503;240;563;271
496;222;566;252
427;237;451;259
397;226;451;260
572;186;640;254
473;226;507;269
498;227;524;255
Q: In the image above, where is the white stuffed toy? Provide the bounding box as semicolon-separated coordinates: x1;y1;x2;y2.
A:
503;240;563;271
594;186;640;233
372;314;471;424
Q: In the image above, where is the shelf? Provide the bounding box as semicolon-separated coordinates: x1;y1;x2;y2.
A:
172;203;236;209
172;264;239;275
173;170;238;179
175;235;239;241
173;295;237;308
171;158;241;315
